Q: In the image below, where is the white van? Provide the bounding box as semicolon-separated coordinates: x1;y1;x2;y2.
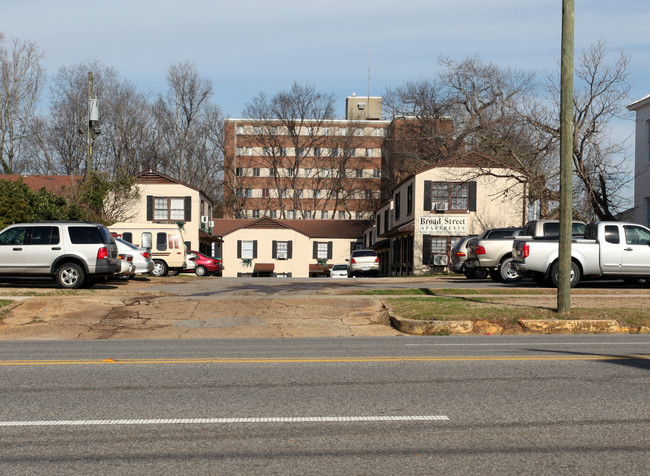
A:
109;222;187;277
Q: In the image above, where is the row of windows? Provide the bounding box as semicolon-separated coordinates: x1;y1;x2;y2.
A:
236;125;386;137
235;188;379;200
237;240;332;260
237;146;379;158
246;210;369;219
234;167;381;179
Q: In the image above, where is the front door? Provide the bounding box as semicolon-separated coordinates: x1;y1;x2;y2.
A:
0;226;28;273
621;225;650;275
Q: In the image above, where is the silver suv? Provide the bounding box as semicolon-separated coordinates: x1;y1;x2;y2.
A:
0;221;120;289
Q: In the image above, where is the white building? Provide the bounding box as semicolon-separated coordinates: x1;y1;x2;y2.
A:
627;95;650;226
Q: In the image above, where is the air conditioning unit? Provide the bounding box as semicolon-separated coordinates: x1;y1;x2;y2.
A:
201;215;209;223
433;202;448;211
431;254;448;266
277;252;287;260
208;221;214;228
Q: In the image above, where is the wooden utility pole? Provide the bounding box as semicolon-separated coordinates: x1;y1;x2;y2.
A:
557;0;574;314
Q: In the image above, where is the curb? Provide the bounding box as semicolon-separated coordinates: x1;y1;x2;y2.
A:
389;315;650;336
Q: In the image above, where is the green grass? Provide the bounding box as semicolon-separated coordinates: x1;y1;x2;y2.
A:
386;296;650;327
355;288;554;296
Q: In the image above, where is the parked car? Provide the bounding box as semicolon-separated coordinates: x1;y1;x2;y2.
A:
329;263;349;278
449;235;487;279
347;249;380;277
114;237;154;276
181;252;198;275
0;221;120;289
513;221;650;287
183;250;222;276
116;253;136;279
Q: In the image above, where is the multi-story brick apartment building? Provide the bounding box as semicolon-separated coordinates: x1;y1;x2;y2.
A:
223;96;390;220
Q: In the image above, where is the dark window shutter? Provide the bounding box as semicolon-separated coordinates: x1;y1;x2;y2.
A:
253;241;258;259
468;181;477;211
327;241;333;259
287;241;293;259
237;240;242;259
146;196;153;221
313;242;318;259
272;240;277;259
184;196;192;221
423;181;432;211
422;235;432;265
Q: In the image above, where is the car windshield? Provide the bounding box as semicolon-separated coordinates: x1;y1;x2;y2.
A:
332;264;347;270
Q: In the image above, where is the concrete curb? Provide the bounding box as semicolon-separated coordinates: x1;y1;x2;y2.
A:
389;315;650;336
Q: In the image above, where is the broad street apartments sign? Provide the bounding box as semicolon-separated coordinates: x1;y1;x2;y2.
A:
418;215;467;235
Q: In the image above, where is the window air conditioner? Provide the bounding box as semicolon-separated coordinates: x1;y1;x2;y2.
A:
433;202;448;211
277;252;287;260
431;254;448;266
201;215;208;223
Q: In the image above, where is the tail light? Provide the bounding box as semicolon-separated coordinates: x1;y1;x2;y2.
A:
375;257;379;263
118;253;127;260
351;258;357;264
97;247;108;260
141;251;150;259
476;246;486;255
523;243;529;258
455;251;466;257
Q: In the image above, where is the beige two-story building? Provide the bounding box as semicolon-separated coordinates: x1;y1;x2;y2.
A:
364;153;527;275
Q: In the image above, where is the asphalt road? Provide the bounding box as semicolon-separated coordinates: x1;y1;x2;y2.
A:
1;335;648;475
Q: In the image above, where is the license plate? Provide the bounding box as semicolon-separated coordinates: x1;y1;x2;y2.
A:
361;267;370;271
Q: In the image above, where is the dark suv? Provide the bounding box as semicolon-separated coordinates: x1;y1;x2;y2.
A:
0;221;120;288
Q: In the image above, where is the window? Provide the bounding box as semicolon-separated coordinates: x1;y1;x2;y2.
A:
316;242;329;259
321;210;329;219
314;190;321;199
331;147;339;157
338;211;346;219
235;167;243;177
347;148;356;157
376;214;381;234
625;226;650;245
252;210;260;218
235;188;243;198
280;147;287;156
287;168;295;177
314;147;321;157
0;226;27;245
253;168;261;177
269;210;277;219
245;189;253;198
236;126;245;134
425;182;475;211
274;240;292;259
297;147;305;157
366;148;373;157
356;169;363;178
286;210;295;219
303;210;312;219
604;225;619;244
156;232;167;251
28;226;60;245
321;127;330;136
154;197;185;221
407;184;413;216
365;190;373;199
395;192;401;220
262;189;270;198
241;240;255;259
373;169;381;178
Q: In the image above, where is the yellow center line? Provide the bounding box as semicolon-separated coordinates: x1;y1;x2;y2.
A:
0;355;648;366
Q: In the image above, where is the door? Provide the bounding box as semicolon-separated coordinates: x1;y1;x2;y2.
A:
0;226;28;273
621;225;650;275
25;226;63;273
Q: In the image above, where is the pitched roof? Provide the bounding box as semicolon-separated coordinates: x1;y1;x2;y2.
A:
0;175;84;197
211;217;371;239
135;169;213;202
627;94;650;111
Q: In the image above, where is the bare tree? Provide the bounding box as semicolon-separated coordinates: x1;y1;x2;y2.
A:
0;34;45;174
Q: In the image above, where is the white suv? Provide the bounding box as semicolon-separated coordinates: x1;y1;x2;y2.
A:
0;221;120;288
347;249;380;277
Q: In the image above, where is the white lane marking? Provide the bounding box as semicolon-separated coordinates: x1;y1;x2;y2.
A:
405;342;650;346
0;415;449;427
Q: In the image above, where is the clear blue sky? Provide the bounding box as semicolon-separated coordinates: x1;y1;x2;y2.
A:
3;0;649;117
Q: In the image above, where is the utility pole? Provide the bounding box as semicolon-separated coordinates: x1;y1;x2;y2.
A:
86;72;101;176
557;0;574;314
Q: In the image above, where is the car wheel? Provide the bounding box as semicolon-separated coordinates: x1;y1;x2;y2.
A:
499;257;522;283
151;260;168;277
550;260;581;288
489;269;503;282
464;268;477;279
195;265;207;277
55;263;85;289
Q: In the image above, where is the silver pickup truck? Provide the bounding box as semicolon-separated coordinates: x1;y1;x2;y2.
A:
512;221;650;287
465;220;586;283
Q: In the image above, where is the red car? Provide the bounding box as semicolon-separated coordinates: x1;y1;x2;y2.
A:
186;250;223;276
